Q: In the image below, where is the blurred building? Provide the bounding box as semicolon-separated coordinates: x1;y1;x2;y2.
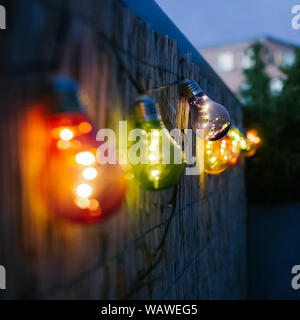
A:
200;37;296;97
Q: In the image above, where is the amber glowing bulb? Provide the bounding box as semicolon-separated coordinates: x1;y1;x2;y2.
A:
204;138;230;174
245;129;262;157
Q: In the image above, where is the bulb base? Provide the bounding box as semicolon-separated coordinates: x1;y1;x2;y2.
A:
44;76;84;114
182;79;203;99
134;95;161;122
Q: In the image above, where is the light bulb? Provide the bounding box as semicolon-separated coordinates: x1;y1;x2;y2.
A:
228;128;249;154
59;128;74;141
204;137;239;174
204;138;231;174
44;77;126;223
245;129;262;157
76;183;92;198
75;151;96;165
223;136;241;168
246;129;261;146
130;95;185;190
182;79;231;141
82;167;98;180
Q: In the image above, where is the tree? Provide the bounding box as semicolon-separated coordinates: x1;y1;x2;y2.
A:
240;42;300;202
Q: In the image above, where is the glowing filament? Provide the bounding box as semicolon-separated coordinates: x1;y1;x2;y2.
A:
83;167;97;180
240;140;247;149
76;151;96;165
210;157;217;163
76;184;92;198
247;132;261;144
151;170;159;177
59;128;74;141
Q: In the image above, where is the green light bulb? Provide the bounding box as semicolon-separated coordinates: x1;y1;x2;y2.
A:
130;95;186;191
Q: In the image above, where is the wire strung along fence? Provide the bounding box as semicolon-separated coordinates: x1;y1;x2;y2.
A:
0;0;246;299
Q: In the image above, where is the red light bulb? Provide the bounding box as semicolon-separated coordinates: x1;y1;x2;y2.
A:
45;112;126;223
41;76;126;223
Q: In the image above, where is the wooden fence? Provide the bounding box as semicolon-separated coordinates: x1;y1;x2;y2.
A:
0;0;246;299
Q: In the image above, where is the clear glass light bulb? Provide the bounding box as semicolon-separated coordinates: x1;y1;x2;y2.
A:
129;95;186;191
182;79;231;141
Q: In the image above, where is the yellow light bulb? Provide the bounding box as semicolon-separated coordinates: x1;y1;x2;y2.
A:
75;151;96;165
228;128;249;152
82;167;98;180
240;139;247;149
76;184;92;198
204;138;230;174
59;128;74;141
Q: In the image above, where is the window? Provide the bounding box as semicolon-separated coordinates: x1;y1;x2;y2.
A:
274;51;283;67
217;52;234;72
241;51;254;69
282;52;295;67
270;78;283;95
